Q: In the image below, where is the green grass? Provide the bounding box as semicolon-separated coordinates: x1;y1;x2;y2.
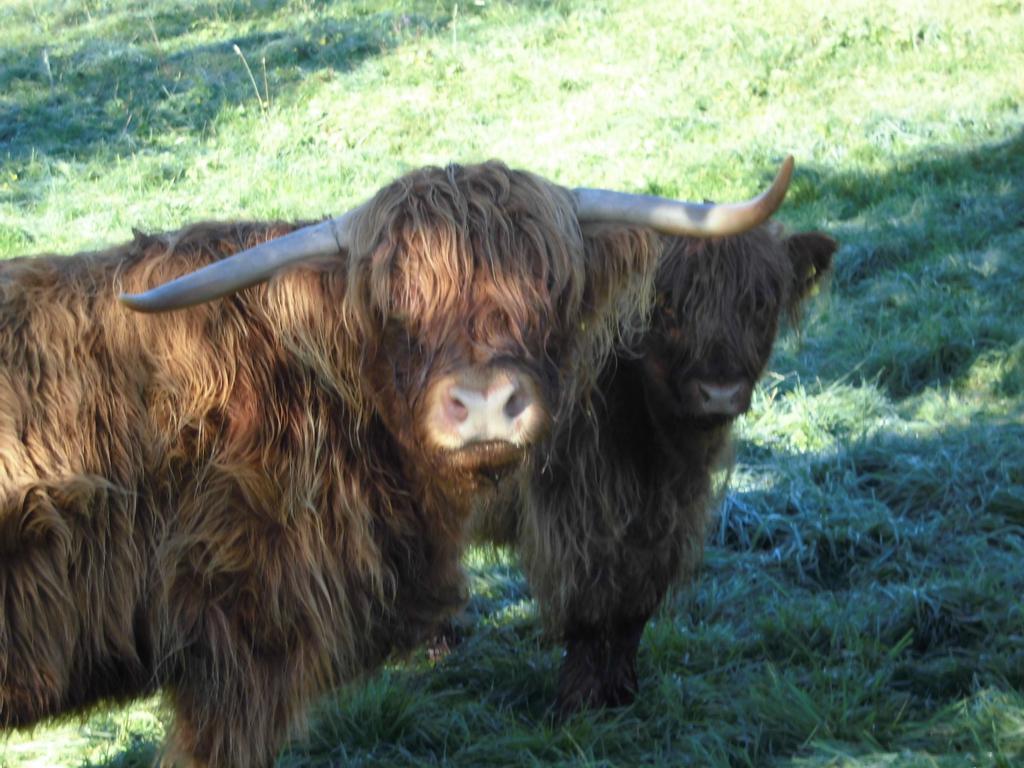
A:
2;0;1023;765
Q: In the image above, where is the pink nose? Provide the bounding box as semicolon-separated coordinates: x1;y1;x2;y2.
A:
443;375;530;425
431;369;541;448
696;381;749;416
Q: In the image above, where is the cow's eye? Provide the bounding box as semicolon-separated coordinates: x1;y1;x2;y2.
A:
656;306;678;329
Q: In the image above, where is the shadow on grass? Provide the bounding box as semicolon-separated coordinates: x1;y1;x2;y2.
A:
640;418;1024;762
0;4;449;166
781;129;1024;399
717;418;1024;583
711;417;1024;706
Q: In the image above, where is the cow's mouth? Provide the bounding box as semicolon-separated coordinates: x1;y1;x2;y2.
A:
683;412;735;431
442;440;525;484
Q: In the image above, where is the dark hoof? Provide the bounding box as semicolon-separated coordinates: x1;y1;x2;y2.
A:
554;616;646;718
554;640;640;719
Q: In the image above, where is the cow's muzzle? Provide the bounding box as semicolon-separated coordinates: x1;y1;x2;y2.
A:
425;366;547;458
693;380;752;417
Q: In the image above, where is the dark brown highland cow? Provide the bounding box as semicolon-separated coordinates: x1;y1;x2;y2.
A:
0;158;791;766
473;222;836;716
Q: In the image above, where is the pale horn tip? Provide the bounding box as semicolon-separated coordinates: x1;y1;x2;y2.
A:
766;155;795;215
118;292;167;313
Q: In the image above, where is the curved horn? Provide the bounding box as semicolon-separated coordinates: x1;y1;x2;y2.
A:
573;155;793;237
119;207;361;313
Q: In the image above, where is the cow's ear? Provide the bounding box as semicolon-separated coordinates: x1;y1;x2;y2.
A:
785;231;836;315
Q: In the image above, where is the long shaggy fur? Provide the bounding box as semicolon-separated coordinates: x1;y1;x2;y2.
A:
472;223;837;715
0;161;657;766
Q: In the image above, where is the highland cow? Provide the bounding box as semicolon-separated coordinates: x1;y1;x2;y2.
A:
473;222;836;717
0;158;791;766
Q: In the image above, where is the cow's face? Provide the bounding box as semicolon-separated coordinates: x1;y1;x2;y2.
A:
641;227;836;430
346;162;655;495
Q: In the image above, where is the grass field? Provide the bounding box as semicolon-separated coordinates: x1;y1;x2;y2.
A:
2;0;1023;765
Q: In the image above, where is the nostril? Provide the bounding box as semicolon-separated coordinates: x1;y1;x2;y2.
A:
721;383;744;403
445;389;470;424
503;388;529;420
431;370;542;448
695;380;749;416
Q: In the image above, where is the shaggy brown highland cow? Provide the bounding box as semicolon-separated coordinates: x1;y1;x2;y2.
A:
0;159;792;766
473;222;837;717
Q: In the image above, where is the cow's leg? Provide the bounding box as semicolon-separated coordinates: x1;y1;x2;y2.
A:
554;621;606;717
599;613;648;708
0;484;82;727
157;574;318;768
1;477;151;728
157;471;340;768
521;452;706;715
161;629;314;768
520;491;673;716
555;613;648;719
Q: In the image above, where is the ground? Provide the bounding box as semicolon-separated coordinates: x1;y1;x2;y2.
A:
1;0;1022;765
